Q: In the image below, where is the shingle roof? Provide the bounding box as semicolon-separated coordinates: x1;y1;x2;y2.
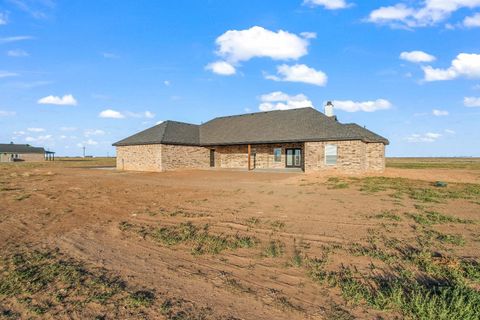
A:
113;121;200;146
113;108;389;147
0;143;45;154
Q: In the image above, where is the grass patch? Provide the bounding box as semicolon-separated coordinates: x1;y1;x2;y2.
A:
370;211;401;221
409;210;473;226
13;194;30;201
263;240;285;258
0;248;157;317
120;221;258;255
326;177;350;189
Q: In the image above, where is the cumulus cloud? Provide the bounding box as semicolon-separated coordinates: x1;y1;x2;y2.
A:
400;51;436;63
258;91;314;111
99;109;125;119
206;26;314;75
38;94;77;106
77;139;98;147
125;111;156;119
0;36;33;44
60;126;77;132
0;110;15;117
423;53;480;81
464;96;480;107
432;109;449;116
84;129;105;137
265;64;328;86
7;49;29;57
25;135;53;143
464;13;480;27
405;132;442;143
0;12;8;25
303;0;350;10
0;71;18;78
368;1;480;28
27;128;45;132
205;61;236;75
332;99;392;112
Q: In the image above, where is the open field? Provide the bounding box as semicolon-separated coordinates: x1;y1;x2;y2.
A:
1;158;479;319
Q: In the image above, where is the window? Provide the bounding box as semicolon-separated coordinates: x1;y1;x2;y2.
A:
325;144;337;165
273;148;282;162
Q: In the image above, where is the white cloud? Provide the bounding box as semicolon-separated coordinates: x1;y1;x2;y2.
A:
445;129;456;134
84;129;105;137
464;96;480;107
77;139;98;147
0;12;8;25
164;80;170;86
303;0;350;10
27;127;45;132
0;71;18;78
99;109;125;119
405;132;442;143
258;91;314;111
38;94;78;106
423;53;480;81
464;13;480;27
266;64;327;86
209;26;312;67
124;111;156;119
13;131;26;135
400;51;436;63
205;61;236;75
332;99;392;112
0;36;33;44
7;49;29;57
368;1;480;28
0;110;15;117
156;120;164;125
25;135;53;143
432;109;449;116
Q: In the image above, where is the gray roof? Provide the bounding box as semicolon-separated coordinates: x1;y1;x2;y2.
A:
0;143;46;154
113;108;389;147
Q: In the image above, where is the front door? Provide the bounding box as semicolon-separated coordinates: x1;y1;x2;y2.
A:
286;148;302;168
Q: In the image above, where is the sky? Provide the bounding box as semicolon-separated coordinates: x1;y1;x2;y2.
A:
1;0;480;157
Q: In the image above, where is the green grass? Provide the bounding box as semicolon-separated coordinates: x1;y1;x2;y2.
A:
263;240;285;258
326;177;350;189
409;210;473;226
370;211;402;221
127;290;155;308
0;249;157;317
120;221;258;255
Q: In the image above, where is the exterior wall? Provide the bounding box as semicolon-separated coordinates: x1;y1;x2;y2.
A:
365;143;385;172
116;141;385;173
116;144;210;172
0;152;44;162
212;143;303;169
116;144;163;172
161;144;210;170
304;141;385;173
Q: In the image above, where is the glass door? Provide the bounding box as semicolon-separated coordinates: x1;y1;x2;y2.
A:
286;148;302;168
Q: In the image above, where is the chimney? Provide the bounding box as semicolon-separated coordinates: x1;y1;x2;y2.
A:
325;101;334;117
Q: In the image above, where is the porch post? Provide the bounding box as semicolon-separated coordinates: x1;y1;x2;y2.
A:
247;144;251;171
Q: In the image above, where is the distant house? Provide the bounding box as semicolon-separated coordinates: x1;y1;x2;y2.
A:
0;143;54;162
113;106;389;173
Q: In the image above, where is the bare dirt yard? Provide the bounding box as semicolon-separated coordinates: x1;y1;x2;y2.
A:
1;158;479;319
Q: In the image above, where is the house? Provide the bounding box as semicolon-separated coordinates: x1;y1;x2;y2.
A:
113;105;389;173
0;143;54;162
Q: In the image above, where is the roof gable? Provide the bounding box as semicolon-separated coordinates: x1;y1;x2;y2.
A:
0;144;45;154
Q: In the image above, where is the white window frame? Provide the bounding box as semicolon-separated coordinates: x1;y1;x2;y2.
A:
324;144;337;166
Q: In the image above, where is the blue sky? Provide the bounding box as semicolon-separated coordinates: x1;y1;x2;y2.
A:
1;0;479;157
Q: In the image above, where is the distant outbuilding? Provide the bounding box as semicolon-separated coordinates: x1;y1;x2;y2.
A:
0;143;54;162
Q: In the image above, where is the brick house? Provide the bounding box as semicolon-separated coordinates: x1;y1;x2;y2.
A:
113;107;389;173
0;143;53;162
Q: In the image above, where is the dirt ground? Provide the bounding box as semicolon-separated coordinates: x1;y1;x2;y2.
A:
1;159;479;319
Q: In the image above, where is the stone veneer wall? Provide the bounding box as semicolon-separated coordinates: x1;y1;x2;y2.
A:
304;141;385;173
213;143;303;169
161;144;210;170
116;144;163;172
0;153;44;162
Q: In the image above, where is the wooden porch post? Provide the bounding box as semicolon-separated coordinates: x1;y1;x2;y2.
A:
247;144;251;171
